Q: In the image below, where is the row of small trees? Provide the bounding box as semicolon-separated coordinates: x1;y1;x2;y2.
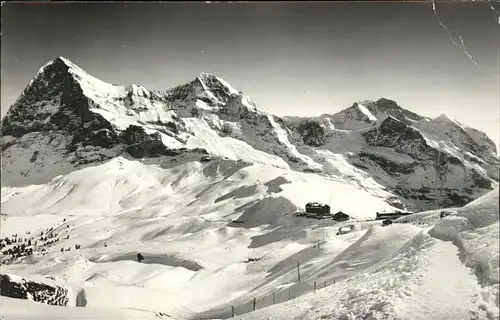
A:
60;244;81;252
1;218;74;263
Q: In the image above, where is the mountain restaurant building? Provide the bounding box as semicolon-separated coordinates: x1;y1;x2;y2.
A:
305;202;331;217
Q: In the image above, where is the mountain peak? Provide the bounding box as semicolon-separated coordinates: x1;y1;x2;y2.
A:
1;56;125;137
53;56;73;66
366;98;424;124
6;57;86;115
196;72;239;95
375;97;400;108
433;113;462;126
37;56;81;78
328;98;424;130
39;56;70;69
186;72;241;105
198;72;218;81
35;57;118;92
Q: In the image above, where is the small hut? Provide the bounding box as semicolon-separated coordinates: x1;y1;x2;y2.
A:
137;253;144;263
382;218;393;226
440;211;451;219
332;211;350;222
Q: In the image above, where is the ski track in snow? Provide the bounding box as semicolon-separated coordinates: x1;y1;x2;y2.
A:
232;231;498;320
395;239;492;320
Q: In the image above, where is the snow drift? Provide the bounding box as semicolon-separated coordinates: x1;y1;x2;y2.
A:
429;189;499;309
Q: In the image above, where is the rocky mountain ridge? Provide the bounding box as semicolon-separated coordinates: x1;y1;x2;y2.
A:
0;274;71;306
2;57;498;211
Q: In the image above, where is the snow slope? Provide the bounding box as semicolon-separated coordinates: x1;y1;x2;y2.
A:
1;156;399;318
1;296;172;320
1;57;499;319
229;234;498;320
2;159;498;319
228;189;499;320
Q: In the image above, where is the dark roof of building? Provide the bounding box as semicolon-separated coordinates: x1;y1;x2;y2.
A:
377;211;411;216
306;202;330;208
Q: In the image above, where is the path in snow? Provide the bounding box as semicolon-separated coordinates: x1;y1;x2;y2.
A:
229;229;499;320
395;239;493;320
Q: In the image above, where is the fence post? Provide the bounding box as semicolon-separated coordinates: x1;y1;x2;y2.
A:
231;305;235;317
272;291;275;304
297;261;301;282
314;282;316;293
253;297;256;311
289;290;291;300
324;281;327;288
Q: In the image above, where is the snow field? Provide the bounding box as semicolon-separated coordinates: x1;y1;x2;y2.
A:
1;160;498;320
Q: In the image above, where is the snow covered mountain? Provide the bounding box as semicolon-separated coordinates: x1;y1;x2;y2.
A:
1;57;499;319
2;57;498;211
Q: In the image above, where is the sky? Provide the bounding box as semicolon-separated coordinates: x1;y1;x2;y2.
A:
2;1;499;147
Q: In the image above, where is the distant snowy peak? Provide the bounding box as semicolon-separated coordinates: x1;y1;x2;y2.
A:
433;113;461;124
324;98;425;131
38;57;122;95
43;57;101;83
34;56;82;80
0;57;143;138
2;57;91;136
157;72;258;119
191;73;236;105
416;113;498;161
2;58;229;137
125;84;151;98
355;98;425;123
323;98;497;160
197;72;240;96
192;72;242;103
323;103;376;131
